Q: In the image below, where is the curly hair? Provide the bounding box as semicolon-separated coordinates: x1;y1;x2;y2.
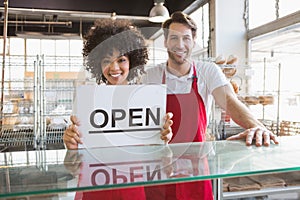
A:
83;19;149;84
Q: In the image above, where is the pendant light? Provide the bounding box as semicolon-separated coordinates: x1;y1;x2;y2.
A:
149;0;169;23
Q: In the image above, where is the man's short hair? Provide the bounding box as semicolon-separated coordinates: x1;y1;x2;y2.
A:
162;11;197;39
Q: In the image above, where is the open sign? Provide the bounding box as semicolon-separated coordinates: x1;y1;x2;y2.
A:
76;84;166;148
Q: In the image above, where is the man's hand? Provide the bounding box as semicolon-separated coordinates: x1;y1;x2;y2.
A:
226;127;279;146
161;112;173;144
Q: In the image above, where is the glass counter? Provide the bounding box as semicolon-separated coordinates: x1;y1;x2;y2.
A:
1;136;300;198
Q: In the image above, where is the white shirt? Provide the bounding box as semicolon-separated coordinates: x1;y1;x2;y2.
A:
141;61;229;117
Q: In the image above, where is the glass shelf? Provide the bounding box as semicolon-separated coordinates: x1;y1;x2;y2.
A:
1;136;300;198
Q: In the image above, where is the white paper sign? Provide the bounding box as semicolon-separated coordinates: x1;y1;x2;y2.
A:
76;84;166;148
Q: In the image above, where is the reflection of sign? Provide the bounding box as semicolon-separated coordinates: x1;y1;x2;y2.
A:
79;160;165;187
76;85;166;148
77;145;171;187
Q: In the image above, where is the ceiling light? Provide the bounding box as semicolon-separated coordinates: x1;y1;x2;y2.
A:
149;0;169;23
15;31;81;39
111;12;117;20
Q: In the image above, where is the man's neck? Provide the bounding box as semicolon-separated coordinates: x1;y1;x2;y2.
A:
166;60;191;77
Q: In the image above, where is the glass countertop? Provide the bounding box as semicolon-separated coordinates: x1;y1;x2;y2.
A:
1;136;300;198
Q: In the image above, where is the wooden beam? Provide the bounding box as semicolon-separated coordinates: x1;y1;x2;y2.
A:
247;10;300;40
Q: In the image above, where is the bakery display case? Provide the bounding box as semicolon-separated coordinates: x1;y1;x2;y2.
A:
211;56;296;140
0;55;81;151
1;136;300;199
211;55;245;139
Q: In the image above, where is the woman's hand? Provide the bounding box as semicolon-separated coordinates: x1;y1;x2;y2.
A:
161;112;173;144
63;115;82;150
63;149;83;177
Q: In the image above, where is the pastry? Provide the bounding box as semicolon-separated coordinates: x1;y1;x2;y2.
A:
230;80;239;94
258;95;274;105
222;67;237;78
244;96;259;105
215;55;226;65
226;54;238;64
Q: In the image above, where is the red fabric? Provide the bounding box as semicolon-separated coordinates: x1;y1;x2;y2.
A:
74;159;146;200
75;65;213;200
75;187;146;200
74;163;146;200
166;73;207;143
145;65;213;200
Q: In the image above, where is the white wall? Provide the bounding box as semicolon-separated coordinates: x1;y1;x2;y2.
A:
210;0;249;93
213;0;247;62
148;32;168;67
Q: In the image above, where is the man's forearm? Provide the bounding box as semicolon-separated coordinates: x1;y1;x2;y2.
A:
226;96;264;129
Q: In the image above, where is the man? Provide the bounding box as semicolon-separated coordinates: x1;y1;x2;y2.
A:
142;11;278;199
143;11;278;147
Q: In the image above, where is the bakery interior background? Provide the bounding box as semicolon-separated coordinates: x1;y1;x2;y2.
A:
0;0;300;136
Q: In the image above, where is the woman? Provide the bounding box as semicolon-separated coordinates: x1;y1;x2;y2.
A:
63;19;173;200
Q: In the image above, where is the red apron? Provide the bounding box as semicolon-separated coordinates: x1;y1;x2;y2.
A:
74;160;146;200
75;187;146;200
145;64;213;200
75;163;145;200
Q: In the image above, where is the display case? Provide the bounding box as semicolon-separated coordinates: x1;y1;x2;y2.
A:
1;136;300;199
0;55;82;151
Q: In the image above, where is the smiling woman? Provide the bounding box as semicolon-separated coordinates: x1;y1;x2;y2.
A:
63;18;174;200
82;19;149;85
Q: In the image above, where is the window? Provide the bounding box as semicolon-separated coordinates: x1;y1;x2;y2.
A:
190;3;210;60
249;0;276;28
24;38;83;72
0;37;84;88
27;39;41;55
190;3;210;50
9;38;25;56
249;0;300;29
249;3;300;123
279;0;300;18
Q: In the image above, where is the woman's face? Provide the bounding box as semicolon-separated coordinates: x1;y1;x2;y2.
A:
101;49;130;85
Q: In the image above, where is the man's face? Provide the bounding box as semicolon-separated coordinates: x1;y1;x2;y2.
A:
164;23;195;65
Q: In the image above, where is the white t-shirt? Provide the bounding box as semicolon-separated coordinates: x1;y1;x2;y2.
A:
141;61;229;117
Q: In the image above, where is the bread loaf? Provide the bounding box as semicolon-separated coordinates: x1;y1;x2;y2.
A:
244;96;259;105
222;67;237;78
226;54;238;64
215;55;226;65
258;95;274;105
230;80;239;94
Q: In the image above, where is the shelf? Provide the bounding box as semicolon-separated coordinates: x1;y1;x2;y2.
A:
223;185;300;199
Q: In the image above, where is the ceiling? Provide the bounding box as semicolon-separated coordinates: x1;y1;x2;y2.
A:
1;0;298;58
0;0;205;39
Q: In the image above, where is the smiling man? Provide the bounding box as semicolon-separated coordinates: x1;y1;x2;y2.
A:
142;11;279;200
143;10;279;149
